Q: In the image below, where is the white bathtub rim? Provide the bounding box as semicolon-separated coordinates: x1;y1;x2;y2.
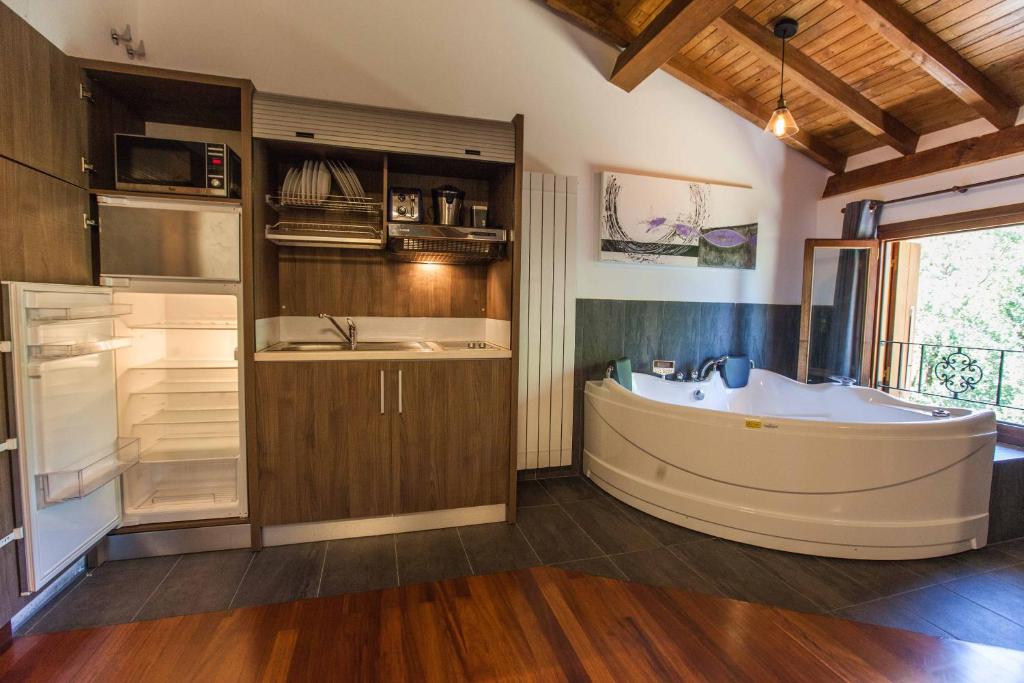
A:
594;372;995;432
585;384;996;446
584;453;987;560
584;390;995;495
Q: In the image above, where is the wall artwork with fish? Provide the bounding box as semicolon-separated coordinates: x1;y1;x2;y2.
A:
599;171;758;269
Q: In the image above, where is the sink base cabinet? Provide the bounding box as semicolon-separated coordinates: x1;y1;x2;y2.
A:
255;361;391;526
393;361;510;514
255;359;511;527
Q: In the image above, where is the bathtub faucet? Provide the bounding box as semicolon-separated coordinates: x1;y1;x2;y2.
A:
697;356;730;381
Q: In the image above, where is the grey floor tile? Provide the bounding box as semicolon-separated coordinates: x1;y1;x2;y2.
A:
15;573;88;636
320;536;398;597
540;476;601;504
136;550;253;621
818;557;934;601
516;505;602;564
741;545;873;612
898;546;1020;584
986;562;1024;589
459;523;540;575
554;556;627;580
945;570;1024;625
837;599;950;638
607;499;711;546
670;540;821;613
994;538;1024;560
517;480;555;507
610;547;718;595
562;497;659;555
888;585;1024;650
396;528;472;585
31;555;179;633
231;542;325;609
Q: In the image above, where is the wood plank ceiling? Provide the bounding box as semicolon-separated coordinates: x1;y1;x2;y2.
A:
546;0;1024;189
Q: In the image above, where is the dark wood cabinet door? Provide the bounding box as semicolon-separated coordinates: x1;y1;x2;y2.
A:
392;360;510;514
0;157;93;285
255;361;390;525
0;3;88;186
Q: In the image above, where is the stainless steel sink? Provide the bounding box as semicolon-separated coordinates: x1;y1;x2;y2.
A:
267;341;433;352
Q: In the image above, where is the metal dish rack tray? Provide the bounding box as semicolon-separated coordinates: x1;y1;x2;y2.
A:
265;194;384;249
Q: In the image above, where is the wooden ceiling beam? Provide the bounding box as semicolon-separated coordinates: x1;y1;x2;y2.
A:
840;0;1019;130
609;0;737;92
716;8;919;155
544;0;847;173
663;57;847;172
822;124;1024;197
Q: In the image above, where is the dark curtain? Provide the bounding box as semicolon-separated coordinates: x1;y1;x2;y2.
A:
819;200;882;383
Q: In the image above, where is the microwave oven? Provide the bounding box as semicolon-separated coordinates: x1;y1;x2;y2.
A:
115;134;241;198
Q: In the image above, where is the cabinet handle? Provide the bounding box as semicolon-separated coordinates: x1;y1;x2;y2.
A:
398;370;403;414
380;370;385;415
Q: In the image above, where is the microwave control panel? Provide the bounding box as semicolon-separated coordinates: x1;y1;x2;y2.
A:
206;143;226;189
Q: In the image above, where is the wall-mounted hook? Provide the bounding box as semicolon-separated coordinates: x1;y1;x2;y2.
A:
110;24;132;45
125;40;145;60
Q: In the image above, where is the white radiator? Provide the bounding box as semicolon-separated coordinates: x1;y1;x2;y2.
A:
518;174;578;470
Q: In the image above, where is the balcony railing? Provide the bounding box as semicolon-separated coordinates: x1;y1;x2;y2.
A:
876;340;1023;422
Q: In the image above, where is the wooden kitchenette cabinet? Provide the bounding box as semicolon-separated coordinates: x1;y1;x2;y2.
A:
393;360;510;514
254;361;391;525
254;359;510;526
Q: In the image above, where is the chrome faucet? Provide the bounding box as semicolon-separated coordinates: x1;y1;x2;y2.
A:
318;313;357;350
697;355;729;381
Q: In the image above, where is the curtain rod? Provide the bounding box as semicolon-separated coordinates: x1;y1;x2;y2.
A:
840;172;1024;213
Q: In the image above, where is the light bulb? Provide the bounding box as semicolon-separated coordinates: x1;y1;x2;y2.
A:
765;103;799;139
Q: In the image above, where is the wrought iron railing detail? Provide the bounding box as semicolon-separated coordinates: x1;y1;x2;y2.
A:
876;340;1022;416
933;349;984;396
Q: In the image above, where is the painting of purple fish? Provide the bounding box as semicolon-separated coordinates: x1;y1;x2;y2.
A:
599;171;758;269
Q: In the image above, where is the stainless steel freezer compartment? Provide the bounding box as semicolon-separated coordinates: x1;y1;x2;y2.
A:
97;195;241;281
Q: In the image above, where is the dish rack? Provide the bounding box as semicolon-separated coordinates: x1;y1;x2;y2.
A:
265;193;385;249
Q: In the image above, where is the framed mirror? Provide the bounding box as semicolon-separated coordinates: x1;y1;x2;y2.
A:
798;239;880;386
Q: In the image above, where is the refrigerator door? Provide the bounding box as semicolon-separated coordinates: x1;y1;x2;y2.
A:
97;195;241;282
2;282;136;593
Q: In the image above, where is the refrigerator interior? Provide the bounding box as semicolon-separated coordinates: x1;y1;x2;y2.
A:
113;290;245;525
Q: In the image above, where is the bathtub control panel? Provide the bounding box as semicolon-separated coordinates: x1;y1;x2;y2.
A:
652;359;675;379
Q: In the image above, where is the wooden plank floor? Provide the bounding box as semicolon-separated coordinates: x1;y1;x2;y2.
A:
2;567;1023;682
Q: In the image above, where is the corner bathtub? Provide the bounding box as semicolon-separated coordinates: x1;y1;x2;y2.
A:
583;370;997;559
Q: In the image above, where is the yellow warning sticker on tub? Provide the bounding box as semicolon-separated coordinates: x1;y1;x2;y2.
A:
744;418;763;429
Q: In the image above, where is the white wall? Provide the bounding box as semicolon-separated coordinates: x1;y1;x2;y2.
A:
9;0;830;305
818;119;1024;235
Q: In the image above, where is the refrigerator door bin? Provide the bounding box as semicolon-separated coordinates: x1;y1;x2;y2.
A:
27;303;132;322
28;337;131;362
36;438;140;506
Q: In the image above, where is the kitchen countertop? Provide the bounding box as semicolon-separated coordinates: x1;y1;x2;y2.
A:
254;340;511;362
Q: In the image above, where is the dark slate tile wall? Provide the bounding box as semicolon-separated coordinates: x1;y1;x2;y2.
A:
572;299;801;465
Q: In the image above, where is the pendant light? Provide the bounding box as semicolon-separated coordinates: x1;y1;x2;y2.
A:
766;17;799;139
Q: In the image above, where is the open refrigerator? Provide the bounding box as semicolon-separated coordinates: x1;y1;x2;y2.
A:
2;196;246;592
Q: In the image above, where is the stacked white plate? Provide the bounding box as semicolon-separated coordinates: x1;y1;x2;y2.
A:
279;161;331;206
326;160;366;200
279;159;366;205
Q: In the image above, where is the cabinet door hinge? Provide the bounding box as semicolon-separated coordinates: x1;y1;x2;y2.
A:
81;158;96;174
0;527;24;550
0;438;16;453
83;214;98;230
79;83;94;102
